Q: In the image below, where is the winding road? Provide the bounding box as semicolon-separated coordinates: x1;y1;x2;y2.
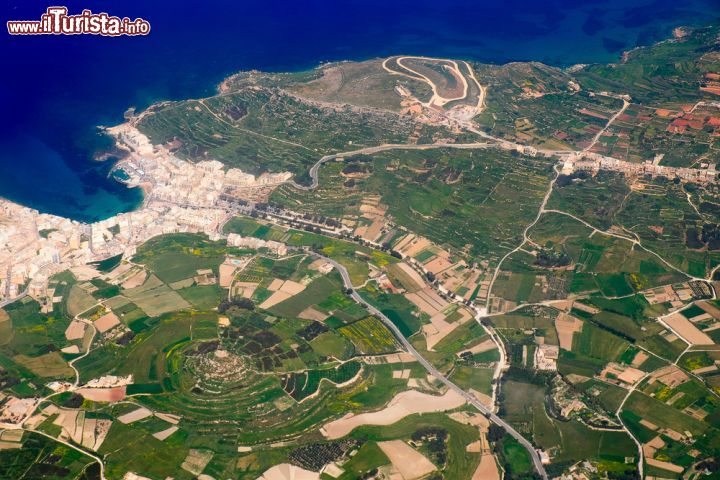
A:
290;141;494;190
485;165;561;311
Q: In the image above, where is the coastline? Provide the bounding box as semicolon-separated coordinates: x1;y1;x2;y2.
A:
2;16;711;223
1;20;708;226
1;24;719;344
0;120;292;305
2;6;720;477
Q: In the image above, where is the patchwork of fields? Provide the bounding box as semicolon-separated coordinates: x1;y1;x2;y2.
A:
5;25;720;479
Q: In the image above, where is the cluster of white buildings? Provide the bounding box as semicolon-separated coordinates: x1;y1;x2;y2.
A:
534;344;559;371
564;151;718;183
114;123;290;207
2;115;717;308
0;124;292;306
226;233;288;256
0;201;86;301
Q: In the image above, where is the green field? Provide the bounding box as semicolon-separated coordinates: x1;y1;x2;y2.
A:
622;391;708;437
359;283;423;337
0;432;99;479
501;379;636;464
7;27;720;478
572;323;629;363
268;274;340;318
334;441;390;479
348;413;481;480
273;147;555;265
224;216;396;285
338;317;398;354
281;361;361;400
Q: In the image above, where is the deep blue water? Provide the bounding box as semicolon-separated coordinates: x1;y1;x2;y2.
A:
2;0;719;222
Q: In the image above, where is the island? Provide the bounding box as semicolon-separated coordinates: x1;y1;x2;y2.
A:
1;24;720;480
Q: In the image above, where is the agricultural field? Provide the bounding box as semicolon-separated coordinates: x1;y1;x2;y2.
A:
572;323;630;364
620;380;720;477
2;232;449;480
491;266;574;305
358;282;424;337
223;216;396;285
473;60;626;150
588;103;720;167
614;178;720;278
399;311;499;399
519;211;686;295
344;413;483;480
337;317;398;355
0;292;76;393
280;361;362;401
137;83;445;184
500;377;636;468
5;24;720;480
273;147;555;263
0;431;99;479
548;172;720;278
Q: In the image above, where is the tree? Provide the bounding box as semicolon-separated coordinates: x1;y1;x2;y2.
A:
487;424;506;443
218;297;254;313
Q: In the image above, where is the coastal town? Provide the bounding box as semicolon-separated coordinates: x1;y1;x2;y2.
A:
2;107;719;310
2;32;720;479
0;124;291;307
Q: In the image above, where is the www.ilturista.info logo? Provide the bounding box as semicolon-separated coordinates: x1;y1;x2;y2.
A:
7;6;150;36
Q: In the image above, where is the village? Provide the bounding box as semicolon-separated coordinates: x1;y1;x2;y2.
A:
0;123;291;307
2;111;720;325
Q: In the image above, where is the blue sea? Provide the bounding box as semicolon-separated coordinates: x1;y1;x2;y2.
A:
1;0;719;222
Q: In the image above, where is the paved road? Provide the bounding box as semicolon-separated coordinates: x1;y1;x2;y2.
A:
290;142;493;190
0;290;26;308
30;428;107;480
312;252;549;479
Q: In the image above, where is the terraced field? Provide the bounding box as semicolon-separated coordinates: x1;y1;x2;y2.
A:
5;24;720;480
4;233;430;479
273;147;555;261
281;362;362;401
